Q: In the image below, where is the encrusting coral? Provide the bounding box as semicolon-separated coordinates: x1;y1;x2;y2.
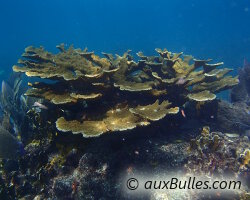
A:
13;44;239;137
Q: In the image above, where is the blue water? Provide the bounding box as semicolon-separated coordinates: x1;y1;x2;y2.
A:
0;0;250;80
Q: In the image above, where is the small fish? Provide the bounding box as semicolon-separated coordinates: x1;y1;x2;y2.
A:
181;109;186;118
225;133;239;138
176;77;187;85
33;102;48;110
174;140;184;143
126;166;133;174
245;108;250;115
81;113;87;120
131;70;141;76
72;180;79;194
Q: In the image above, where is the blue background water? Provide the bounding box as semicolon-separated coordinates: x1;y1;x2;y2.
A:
0;0;250;82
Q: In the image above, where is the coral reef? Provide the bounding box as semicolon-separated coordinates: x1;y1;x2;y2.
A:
13;45;239;137
0;45;246;199
1;126;248;199
185;128;249;199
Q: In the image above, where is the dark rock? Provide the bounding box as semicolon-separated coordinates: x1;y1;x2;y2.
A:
231;60;250;103
78;153;99;172
0;174;11;200
16;181;33;198
3;159;19;173
52;176;74;199
231;81;249;102
6;185;16;198
65;148;81;167
20;195;34;200
77;174;108;200
217;100;250;134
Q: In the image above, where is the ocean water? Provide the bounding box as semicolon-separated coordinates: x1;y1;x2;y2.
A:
0;1;250;199
0;0;250;80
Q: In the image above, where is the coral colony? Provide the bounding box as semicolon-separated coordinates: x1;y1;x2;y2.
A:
13;44;238;137
0;45;249;199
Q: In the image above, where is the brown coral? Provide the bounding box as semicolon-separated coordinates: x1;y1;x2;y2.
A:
56;107;150;137
187;90;216;102
13;44;238;137
129;100;179;121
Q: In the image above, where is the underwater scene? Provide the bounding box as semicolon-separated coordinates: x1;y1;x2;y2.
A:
0;0;250;199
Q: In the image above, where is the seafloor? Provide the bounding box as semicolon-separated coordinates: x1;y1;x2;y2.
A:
0;46;249;200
